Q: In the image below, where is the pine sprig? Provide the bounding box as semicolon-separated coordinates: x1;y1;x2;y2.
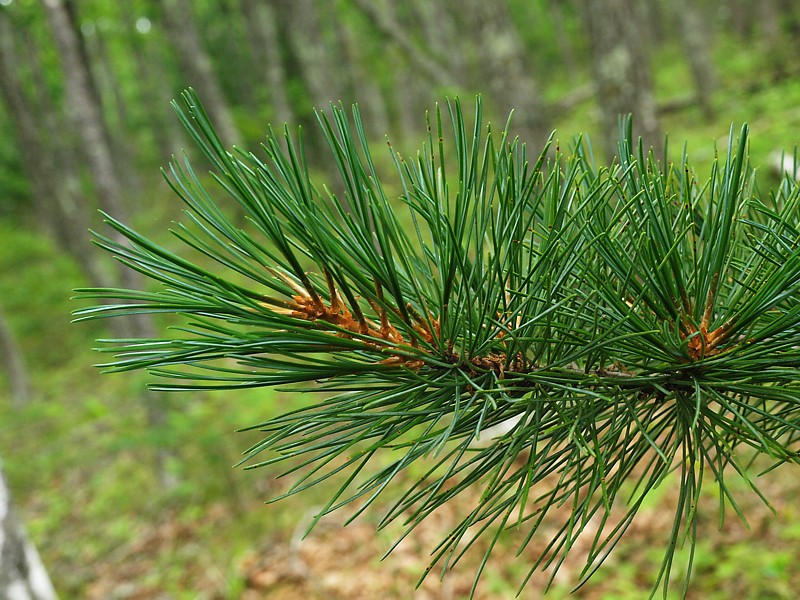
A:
75;89;800;597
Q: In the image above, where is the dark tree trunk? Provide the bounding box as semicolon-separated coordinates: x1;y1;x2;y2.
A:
274;0;349;180
350;0;452;85
240;0;294;127
42;0;130;237
43;0;177;490
335;7;390;135
276;0;343;108
393;66;430;141
760;0;797;78
43;0;155;334
122;3;185;162
727;0;756;38
60;0;141;196
580;0;661;159
367;1;439;138
0;9;111;290
672;0;716;119
411;0;467;83
775;0;800;42
462;0;550;147
82;21;142;194
548;0;579;79
160;0;242;146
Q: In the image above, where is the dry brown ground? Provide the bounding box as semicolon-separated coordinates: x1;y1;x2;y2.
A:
80;458;800;599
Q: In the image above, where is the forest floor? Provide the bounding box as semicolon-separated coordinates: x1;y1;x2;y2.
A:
78;457;800;599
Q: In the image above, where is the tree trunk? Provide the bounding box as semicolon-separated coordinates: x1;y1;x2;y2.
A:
775;0;800;43
0;9;111;290
547;0;579;79
0;11;62;241
0;463;58;599
42;0;154;333
580;0;661;158
335;8;390;136
760;0;797;79
411;0;467;84
240;0;294;127
672;0;716;119
391;63;430;141
42;0;130;238
350;0;452;85
42;0;176;490
122;3;185;163
461;0;550;147
727;0;756;39
159;0;242;146
642;0;668;45
81;20;142;194
60;0;142;197
274;0;349;181
276;0;342;109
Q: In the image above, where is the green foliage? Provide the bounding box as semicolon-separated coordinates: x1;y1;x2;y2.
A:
76;89;800;598
0;122;31;214
0;222;90;364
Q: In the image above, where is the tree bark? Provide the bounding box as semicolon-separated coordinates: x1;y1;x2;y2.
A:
335;7;390;136
42;0;154;334
0;463;58;599
760;0;798;78
273;0;349;181
775;0;800;42
547;0;579;80
42;0;177;490
0;11;61;240
276;0;343;109
0;9;111;290
671;0;716;119
350;0;452;85
159;0;242;146
121;3;185;163
81;19;142;194
392;63;430;141
411;0;467;84
42;0;130;239
580;0;661;159
240;0;294;127
727;0;756;39
59;0;142;197
461;0;550;147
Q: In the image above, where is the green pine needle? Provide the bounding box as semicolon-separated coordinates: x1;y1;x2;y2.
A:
74;89;800;597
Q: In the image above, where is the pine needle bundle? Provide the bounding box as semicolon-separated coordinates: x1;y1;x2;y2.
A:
75;90;800;597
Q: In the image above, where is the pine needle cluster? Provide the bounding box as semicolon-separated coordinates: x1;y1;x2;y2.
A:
75;89;800;597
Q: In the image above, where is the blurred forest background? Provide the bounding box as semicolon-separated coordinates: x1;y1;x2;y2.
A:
3;0;800;598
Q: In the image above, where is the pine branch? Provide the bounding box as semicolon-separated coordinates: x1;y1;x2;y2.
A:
75;89;800;597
